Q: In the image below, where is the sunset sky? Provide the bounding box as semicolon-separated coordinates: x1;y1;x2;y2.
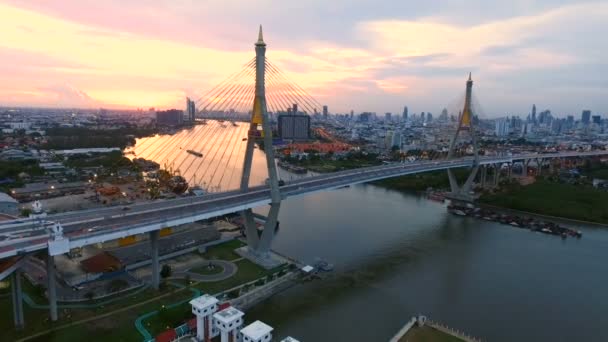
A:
0;0;606;116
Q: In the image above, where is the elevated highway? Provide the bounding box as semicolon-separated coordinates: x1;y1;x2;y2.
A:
0;150;605;259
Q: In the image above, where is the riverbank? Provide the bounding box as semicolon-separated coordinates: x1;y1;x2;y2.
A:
479;179;608;225
373;168;471;192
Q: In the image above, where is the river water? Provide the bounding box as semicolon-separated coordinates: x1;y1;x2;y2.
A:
248;185;608;342
128;126;608;341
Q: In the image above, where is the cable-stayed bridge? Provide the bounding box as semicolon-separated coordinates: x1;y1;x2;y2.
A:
2;26;608;326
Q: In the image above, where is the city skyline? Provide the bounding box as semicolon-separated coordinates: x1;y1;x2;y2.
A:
0;0;607;116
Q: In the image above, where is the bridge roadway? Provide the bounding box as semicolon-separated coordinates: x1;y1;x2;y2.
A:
0;151;606;259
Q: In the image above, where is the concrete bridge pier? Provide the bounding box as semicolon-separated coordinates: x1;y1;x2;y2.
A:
150;230;160;290
522;159;530;176
480;165;487;188
240;209;260;250
494;163;501;187
536;158;544;176
47;254;58;321
11;269;24;329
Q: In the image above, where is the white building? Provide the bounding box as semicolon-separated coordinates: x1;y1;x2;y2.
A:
190;294;219;341
241;320;273;342
280;338;300;342
213;306;244;342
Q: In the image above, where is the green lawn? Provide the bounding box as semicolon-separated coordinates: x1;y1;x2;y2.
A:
195;259;287;295
201;239;245;261
401;326;465;342
2;277;192;342
481;180;608;224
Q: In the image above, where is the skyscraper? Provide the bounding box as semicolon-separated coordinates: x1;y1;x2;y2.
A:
426;112;433;123
531;104;537;123
185;97;196;122
582;110;591;124
495;117;511;137
402;106;408;121
322;105;328;120
385;112;392;122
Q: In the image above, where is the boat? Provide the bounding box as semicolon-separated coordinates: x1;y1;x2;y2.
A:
314;258;334;272
186;150;203;157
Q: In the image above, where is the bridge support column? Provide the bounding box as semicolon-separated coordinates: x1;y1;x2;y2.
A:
257;202;280;254
446;74;479;204
480;165;487;188
47;254;58;321
523;159;530;176
494;163;501;187
240;209;260;250
150;230;160;290
11;269;24;329
235;28;283;268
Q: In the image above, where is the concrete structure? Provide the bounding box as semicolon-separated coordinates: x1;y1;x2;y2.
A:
11;269;24;329
190;294;219;341
280;338;300;342
241;320;273;342
47;254;58;321
213;306;244;342
239;26;283;264
150;230;160;289
446;73;480;202
0;152;606;262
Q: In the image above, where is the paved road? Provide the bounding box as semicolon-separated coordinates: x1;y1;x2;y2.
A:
0;151;606;259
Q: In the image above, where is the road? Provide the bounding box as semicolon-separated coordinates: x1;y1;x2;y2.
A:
0;150;605;259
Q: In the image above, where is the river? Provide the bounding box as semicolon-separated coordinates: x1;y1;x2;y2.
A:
248;185;608;342
128;125;608;341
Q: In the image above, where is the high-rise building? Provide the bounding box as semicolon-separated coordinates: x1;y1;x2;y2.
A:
426;112;433;123
359;112;372;122
440;108;448;121
495;117;511;137
322;105;328;120
531;104;537;123
278;114;310;140
350;110;354;119
292;103;298;115
402;106;408;121
156;109;184;126
582;110;591;124
385;112;392;122
592;115;601;125
186;97;196;122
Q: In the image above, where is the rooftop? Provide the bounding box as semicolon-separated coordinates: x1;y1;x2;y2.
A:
213;307;244;324
240;320;273;340
189;294;218;309
0;192;17;204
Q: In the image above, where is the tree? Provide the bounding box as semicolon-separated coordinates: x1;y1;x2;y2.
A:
160;264;172;279
20;208;32;217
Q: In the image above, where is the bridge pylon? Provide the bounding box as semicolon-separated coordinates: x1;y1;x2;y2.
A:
446;73;480;204
238;26;282;266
